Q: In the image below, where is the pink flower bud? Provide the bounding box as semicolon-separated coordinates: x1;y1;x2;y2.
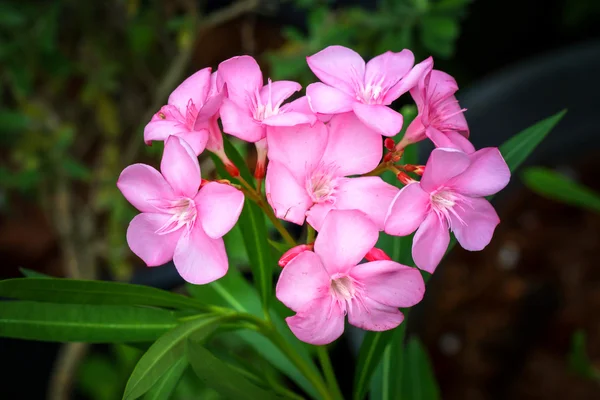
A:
364;247;392;262
278;244;314;267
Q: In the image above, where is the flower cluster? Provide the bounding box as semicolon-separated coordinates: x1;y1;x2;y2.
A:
118;45;510;345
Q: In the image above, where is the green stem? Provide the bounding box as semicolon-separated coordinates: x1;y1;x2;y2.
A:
306;225;316;244
317;346;344;400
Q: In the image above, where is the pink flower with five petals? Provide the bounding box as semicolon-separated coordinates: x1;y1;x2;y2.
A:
305;45;432;136
384;147;510;273
265;113;398;231
144;68;225;155
276;209;425;345
117;136;244;284
217;55;316;143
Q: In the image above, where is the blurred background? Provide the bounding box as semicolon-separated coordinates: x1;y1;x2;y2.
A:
1;0;600;399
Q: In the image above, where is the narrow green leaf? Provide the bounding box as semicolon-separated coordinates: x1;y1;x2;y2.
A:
186;340;281;400
369;324;406;400
522;167;600;213
142;356;188;400
0;302;177;342
499;110;567;172
124;314;223;400
353;330;395;400
568;330;600;381
400;337;440;400
0;278;207;311
18;268;52;278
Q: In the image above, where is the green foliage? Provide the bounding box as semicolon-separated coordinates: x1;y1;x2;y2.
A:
142;356;188;400
522;167;600;213
568;330;600;382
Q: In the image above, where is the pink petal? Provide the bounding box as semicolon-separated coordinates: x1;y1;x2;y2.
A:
351;260;425;308
144;119;187;145
420;148;471;193
402;115;426;144
306;45;365;95
314;209;379;276
347;296;405;331
335;177;399;230
448;147;510;197
220;98;265;142
217;55;263;107
305;202;335;232
160;136;201;198
306;83;355;114
168;68;212;113
451;197;500;251
321;113;383;176
426;70;459;105
196;91;224;122
265;161;312;225
365;50;414;104
262;111;317;127
447;131;475;154
174;130;209;155
384;182;430;236
266;122;328;182
173;225;228;284
126;213;181;266
384;56;433;104
352;102;404;137
426;126;467;152
283;96;332;123
196;182;244;239
286;297;345;345
276;251;331;312
117;164;174;213
260;80;301;107
412;212;449;273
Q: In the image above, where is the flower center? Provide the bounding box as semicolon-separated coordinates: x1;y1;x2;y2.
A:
306;163;340;203
329;274;366;316
430;189;471;230
154;197;198;235
250;79;282;122
426;96;466;132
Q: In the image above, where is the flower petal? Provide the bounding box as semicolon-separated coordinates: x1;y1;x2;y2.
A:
217;55;263;107
173;225;228;284
365;50;414;104
451;197;500;251
262;111;317;127
161;136;201;198
347;296;404;331
305;202;335;232
118;164;174;212
351;260;425;308
402;115;426;144
384;182;430;236
168;68;212;113
266;122;328;181
420;148;471;193
126;213;181;266
352;102;404;137
306;45;365;95
321;113;383;176
260;80;301;107
286;297;345;345
144;119;187;145
384;56;433;104
284;96;332;123
314;209;379;276
426;126;466;152
448;147;510;197
276;251;331;312
447;131;475;154
196;182;244;239
426;70;459;105
335;177;399;230
175;130;209;155
412;212;450;273
306;83;355;114
265;161;312;225
220;98;265;142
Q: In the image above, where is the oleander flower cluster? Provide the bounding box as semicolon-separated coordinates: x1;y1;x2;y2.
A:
118;45;510;345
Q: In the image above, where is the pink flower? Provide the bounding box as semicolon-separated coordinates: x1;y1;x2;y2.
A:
265;113;398;231
400;63;473;153
384;148;510;273
305;46;431;136
117;136;244;284
144;68;225;155
276;209;425;345
217;55;316;143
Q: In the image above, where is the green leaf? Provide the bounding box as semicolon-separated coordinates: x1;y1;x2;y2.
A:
521;167;600;213
187;268;320;399
568;330;600;381
399;337;440;399
369;324;406;400
499;110;567;172
124;315;223;400
143;356;188;400
0;301;177;342
186;340;281;400
19;267;51;278
0;278;208;311
353;330;395;400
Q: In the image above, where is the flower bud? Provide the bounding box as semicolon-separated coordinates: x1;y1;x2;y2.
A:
365;247;392;262
278;244;314;267
384;138;396;151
